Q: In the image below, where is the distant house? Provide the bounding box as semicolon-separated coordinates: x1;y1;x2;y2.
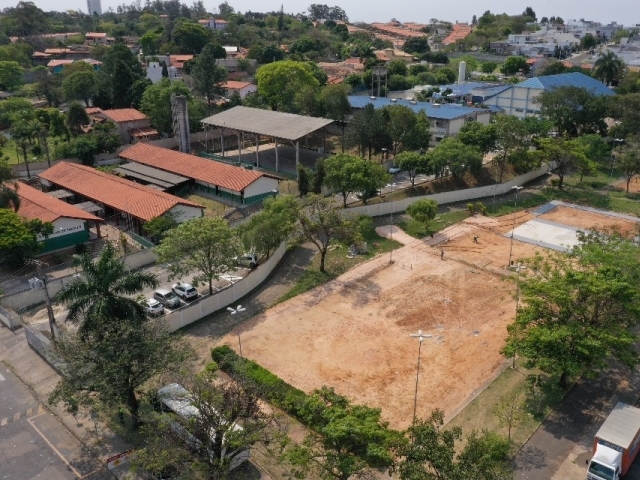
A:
146;61;178;83
11;181;104;253
482;72;615;119
223;81;257;99
85;32;107;44
197;18;228;30
47;59;74;74
92;108;159;143
374;48;414;63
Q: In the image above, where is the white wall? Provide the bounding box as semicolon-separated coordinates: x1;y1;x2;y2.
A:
43;218;86;241
169;205;204;223
244;177;279;198
484;86;542;118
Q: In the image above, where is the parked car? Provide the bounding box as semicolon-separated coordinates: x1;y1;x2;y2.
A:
145;298;164;317
388;166;402;174
153;289;181;309
235;253;258;268
172;282;198;300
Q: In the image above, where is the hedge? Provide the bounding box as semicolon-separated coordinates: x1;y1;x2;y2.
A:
211;345;309;421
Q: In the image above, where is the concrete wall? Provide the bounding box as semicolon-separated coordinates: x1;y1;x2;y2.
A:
169;205;205;223
484;86;542;118
244;177;279;198
163;242;287;332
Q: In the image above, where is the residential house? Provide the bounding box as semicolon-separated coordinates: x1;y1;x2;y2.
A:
481;72;614;119
197;18;228;30
92;108;159;143
47;59;74;73
146;61;179;83
85;32;107;44
374;48;415;63
223;81;257;99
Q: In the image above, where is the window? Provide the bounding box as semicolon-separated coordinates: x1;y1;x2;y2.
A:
515;108;524;113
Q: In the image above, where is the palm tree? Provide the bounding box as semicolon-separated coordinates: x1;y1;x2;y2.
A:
594;51;625;86
0;182;20;211
58;243;158;338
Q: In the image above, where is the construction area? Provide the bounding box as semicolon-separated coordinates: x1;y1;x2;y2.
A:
220;202;640;430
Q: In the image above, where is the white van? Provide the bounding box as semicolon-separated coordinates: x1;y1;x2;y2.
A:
157;383;250;470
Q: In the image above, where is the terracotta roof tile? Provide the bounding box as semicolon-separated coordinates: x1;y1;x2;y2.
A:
39;162;203;222
119;143;266;193
101;108;148;123
47;59;74;67
223;80;254;89
85;107;103;114
10;181;102;223
86;32;107;38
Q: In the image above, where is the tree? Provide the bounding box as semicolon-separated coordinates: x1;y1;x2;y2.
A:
0;61;24;91
172;22;210;54
10;109;41;177
133;365;280;478
494;115;529;181
0;182;20;211
481;61;498;74
49;314;192;428
255;61;320;111
247;44;286;64
493;391;527;441
143;215;177;243
500;56;529;75
57;243;158;338
407;199;438;234
346;104;392;159
457;121;496;154
323;154;364;207
580;33;598;50
297;165;311;196
155;216;243;295
502;231;640;388
388;59;409;77
140;79;198;135
1;1;49;37
537;137;588;189
320;84;350;151
522;7;537;21
539;86;608;136
0;208;40;268
608;93;640;138
395;151;429;187
97;41;145;109
594;51;625;86
428;137;483;179
392;410;513;480
62;70;97;106
402;37;430;55
66;102;90;136
295;195;359;273
574;134;611;181
139;31;161;56
239;195;298;260
285;386;396;480
218;1;235;16
384;105;419;156
190;43;228;108
312;159;325;194
616;144;640;193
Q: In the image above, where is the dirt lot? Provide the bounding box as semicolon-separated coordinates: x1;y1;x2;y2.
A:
541;205;639;236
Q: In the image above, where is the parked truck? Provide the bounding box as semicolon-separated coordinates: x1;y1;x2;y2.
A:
586;402;640;480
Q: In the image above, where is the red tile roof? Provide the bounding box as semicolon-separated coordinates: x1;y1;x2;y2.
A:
86;32;107;38
11;181;102;223
47;59;74;68
32;51;52;57
39;162;203;222
130;127;159;138
442;23;473;45
223;80;254;90
85;107;103;114
101;108;148;123
44;48;71;54
119;143;266;193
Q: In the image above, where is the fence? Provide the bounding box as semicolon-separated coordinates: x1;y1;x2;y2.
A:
0;305;21;330
346;162;554;217
23;324;62;370
162;242;287;332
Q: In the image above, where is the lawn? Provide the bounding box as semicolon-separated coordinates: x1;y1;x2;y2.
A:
2;137;60;166
396;209;471;239
276;220;402;303
181;193;231;217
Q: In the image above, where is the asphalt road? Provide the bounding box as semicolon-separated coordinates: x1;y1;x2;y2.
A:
0;365;110;480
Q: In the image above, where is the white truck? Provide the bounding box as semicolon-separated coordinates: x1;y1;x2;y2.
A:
586;402;640;480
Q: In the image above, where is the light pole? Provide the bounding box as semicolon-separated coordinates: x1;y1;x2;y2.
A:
508;186;523;268
227;305;247;357
410;330;433;423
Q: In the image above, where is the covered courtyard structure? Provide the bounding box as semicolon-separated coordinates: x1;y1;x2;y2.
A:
201;106;334;177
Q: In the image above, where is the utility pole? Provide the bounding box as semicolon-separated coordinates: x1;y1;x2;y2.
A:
409;330;433;423
35;260;56;339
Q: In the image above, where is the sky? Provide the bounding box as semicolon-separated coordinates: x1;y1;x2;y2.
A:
1;0;638;27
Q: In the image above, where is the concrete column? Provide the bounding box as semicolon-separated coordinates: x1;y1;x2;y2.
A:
95;221;101;238
275;138;279;172
220;128;225;157
255;134;260;167
238;131;242;164
296;139;300;175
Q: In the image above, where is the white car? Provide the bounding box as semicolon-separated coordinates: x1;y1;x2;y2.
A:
388;166;402;174
145;298;164;317
235;254;258;268
172;282;198;300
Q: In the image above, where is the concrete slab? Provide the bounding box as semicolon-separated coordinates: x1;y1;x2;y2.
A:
506;219;582;252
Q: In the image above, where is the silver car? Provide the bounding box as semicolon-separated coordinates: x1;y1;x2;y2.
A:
172;282;198;300
154;289;181;309
145;298;164;316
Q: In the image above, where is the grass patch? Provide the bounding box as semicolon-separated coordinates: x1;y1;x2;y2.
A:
276;219;402;304
397;209;470;239
2;137;59;165
180;193;231;217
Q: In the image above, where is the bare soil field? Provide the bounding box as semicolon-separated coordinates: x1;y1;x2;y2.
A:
540;205;639;236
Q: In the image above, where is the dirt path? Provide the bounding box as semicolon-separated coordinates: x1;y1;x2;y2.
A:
375;225;418;245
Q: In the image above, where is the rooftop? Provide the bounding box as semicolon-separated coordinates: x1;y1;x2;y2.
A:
39;162;202;222
348;96;492;120
86;32;107;37
596;403;640;450
100;108;148;123
11;181;102;223
517;72;615;95
223;80;254;89
201;106;334;142
119;143;269;192
47;59;74;68
115;162;189;190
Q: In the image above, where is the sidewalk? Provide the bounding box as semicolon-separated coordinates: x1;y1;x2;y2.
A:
0;323;134;479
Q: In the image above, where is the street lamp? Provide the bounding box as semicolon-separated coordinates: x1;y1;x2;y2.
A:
227;305;247;357
409;330;433;423
507;186;523;268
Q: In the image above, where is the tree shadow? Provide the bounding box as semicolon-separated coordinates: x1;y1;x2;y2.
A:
513;445;548;471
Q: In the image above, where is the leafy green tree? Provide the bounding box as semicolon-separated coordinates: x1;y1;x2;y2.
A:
33;66;62;107
190;43;228;108
500;56;529;75
50;314;193;428
407;199;438;234
255;61;320;111
456;430;513;480
0;181;20;211
297;165;311;196
143;214;177;242
0;208;40;268
574;134;611;181
481;62;498;74
594;51;625;86
384;105;419;156
139;31;161;55
138;13;163;33
96;41;145;109
320;84;351;151
493;391;527;441
312;159;325;194
295;195;359;272
346;104;392;159
538;86;608;136
66;101;90;136
10;109;41;176
522;6;537;21
537;137;588;189
359;161;389;204
428;137;483;179
502;231;640;388
247;43;286;64
580;33;598;50
172;22;211;54
395;151;429;187
616;144;640;193
457;121;496;154
388;59;409;77
0;61;24;91
323;153;365;207
494;115;529;181
1;1;49;37
285;386;396;480
57;243;158;338
608;93;640;138
62;70;97;106
140;79;198;135
133;365;278;478
402;37;430;55
155;216;243;295
239;195;298;259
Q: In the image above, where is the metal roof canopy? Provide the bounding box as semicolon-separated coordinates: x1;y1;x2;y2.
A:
116;162;189;188
201;106;334;141
48;189;74;199
73;201;103;214
596;403;640;450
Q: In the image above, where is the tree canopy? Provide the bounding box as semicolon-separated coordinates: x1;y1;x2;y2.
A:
255;60;320;111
